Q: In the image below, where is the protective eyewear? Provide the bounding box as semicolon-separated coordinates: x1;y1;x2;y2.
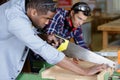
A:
74;5;91;16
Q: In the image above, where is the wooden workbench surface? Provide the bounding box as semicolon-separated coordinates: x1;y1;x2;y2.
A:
98;19;120;31
97;18;120;49
41;59;113;80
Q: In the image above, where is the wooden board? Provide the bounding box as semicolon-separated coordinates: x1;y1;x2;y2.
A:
97;19;120;49
41;60;113;80
100;47;118;62
98;19;120;31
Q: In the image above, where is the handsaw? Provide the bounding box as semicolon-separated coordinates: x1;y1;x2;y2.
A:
55;35;117;68
63;42;117;68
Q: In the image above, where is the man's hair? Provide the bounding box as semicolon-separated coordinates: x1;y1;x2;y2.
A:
71;2;91;16
25;0;56;14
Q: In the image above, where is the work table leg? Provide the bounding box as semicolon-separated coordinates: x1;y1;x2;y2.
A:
103;31;108;49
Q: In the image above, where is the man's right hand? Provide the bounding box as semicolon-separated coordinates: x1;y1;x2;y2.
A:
85;64;108;76
38;34;62;48
46;34;59;48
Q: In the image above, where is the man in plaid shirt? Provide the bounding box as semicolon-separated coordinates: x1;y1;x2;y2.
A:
44;2;91;49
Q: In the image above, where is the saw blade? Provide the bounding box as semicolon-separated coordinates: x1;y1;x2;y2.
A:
63;42;117;68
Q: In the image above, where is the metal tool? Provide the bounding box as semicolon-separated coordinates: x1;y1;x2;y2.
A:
63;42;117;68
95;51;117;57
55;35;117;68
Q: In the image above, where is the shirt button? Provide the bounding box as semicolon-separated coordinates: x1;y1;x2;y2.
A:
11;77;14;80
17;70;20;72
21;60;24;62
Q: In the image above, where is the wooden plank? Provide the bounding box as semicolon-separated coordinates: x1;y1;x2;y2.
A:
97;68;114;80
100;47;119;64
41;60;113;80
98;19;120;49
100;46;120;52
98;19;120;31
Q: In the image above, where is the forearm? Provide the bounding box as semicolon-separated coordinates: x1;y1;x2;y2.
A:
56;57;88;76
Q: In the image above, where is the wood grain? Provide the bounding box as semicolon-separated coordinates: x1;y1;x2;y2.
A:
42;60;113;80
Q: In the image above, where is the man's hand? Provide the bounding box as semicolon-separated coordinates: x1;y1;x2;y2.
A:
38;34;62;48
46;34;59;48
86;64;108;76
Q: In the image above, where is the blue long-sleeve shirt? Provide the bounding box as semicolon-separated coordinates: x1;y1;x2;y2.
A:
0;1;64;80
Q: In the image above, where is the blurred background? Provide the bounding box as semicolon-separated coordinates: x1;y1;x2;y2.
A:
0;0;120;51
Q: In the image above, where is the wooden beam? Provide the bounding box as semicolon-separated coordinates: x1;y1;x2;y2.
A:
41;60;114;80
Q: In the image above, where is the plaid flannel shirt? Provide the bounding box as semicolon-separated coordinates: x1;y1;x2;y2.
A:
45;8;88;49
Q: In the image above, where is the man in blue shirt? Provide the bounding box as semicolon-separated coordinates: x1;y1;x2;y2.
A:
0;0;107;79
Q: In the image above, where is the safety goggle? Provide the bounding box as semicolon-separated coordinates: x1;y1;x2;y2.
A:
74;5;91;16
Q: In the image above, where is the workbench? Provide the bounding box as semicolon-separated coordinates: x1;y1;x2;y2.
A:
41;59;113;80
92;14;120;33
98;19;120;49
16;58;120;80
99;47;120;80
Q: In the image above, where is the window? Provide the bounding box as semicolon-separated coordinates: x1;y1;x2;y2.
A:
113;0;120;12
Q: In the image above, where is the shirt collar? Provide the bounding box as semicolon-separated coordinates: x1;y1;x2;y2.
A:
65;17;77;31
